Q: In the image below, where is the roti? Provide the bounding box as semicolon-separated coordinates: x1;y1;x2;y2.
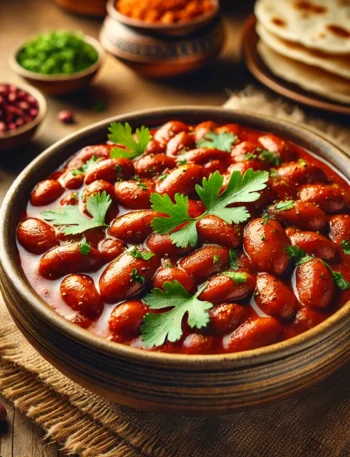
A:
255;0;350;55
257;40;350;104
256;23;350;79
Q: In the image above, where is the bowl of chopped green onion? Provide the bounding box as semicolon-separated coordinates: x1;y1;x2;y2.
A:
10;31;105;95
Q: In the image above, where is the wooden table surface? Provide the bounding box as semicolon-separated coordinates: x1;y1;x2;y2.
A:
0;0;254;455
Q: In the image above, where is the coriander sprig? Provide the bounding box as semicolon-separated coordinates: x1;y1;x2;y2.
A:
196;131;237;152
151;169;269;249
141;281;213;348
108;122;151;160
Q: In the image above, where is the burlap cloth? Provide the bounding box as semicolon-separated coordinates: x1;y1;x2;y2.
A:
0;88;349;457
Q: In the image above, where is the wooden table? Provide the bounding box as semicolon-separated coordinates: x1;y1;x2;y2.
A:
0;0;254;455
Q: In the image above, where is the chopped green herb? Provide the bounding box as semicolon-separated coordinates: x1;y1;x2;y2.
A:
229;249;239;270
71;155;101;176
178;158;187;165
298;159;308;168
269;168;279;179
196;132;237;152
223;271;248;283
151;169;268;249
108;122;151;160
134;177;148;190
276;200;295;211
257;149;281;166
131;268;145;285
158;174;168;181
243;153;256;160
115;164;122;175
41;191;111;235
141;281;213;348
262;213;272;224
129;247;154;261
341;239;350;255
322;262;350;290
285;245;312;265
213;255;220;264
79;237;91;256
261;235;266;241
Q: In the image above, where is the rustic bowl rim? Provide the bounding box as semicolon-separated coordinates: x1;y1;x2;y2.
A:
0;82;47;139
9;34;105;82
107;0;219;34
0;106;349;368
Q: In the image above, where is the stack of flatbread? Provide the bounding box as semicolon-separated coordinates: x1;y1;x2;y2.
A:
254;0;350;105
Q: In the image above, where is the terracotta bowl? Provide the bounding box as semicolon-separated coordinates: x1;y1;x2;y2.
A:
9;36;105;96
0;83;47;151
100;15;225;79
55;0;107;17
0;107;349;416
107;0;220;37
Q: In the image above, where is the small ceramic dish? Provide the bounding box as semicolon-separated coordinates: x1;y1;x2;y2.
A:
0;83;47;151
0;107;349;415
107;0;220;37
9;35;105;96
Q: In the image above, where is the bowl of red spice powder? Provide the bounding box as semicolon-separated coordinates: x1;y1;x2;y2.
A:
109;0;219;36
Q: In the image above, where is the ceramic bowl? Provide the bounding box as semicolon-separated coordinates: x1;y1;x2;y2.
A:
0;107;349;415
107;0;220;37
9;35;105;96
0;83;47;151
55;0;107;17
100;15;225;79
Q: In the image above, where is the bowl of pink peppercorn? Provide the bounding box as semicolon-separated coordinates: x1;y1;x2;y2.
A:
0;83;47;151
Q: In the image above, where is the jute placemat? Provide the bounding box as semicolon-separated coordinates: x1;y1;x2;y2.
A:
0;87;349;457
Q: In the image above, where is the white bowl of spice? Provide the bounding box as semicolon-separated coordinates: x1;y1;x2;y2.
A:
10;31;105;95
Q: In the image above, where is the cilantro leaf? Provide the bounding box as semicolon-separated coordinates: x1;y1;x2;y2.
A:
196;132;236;152
223;271;248;283
129;247;154;261
257;149;281;166
108;122;151;160
269;168;279;179
322;262;350;291
341;239;350;255
71;155;101;176
79;237;91;256
229;249;239;269
151;193;194;235
131;268;145;285
276;200;295;211
41;191;111;235
286;245;312;265
141;281;213;348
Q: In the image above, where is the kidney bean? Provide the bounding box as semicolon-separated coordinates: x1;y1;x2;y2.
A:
153;266;196;293
278;161;327;185
188;199;206;218
99;250;160;302
99;238;125;262
244;218;290;276
39;242;102;279
182;148;229;165
109;301;148;336
115;179;154;209
223;317;283;352
227;160;264;176
157;164;204;198
82;180;115;203
267;200;327;231
166;131;195;156
180;246;229;283
61;171;84;190
145;138;165;155
286;228;338;262
85;158;134;184
284;308;330;339
60;274;103;318
199;270;256;304
299;184;349;213
154;121;188;144
255;273;298;321
258;133;297;162
0;401;7;421
17;218;58;254
296;258;334;309
60;192;79;206
109;210;163;244
269;178;298;201
194;121;218;140
231;141;258;158
203;159;227;177
66;144;113;170
329;214;350;244
197;215;242;249
134;154;176;177
181;334;215;354
146;230;192;257
215;123;240;135
207;303;248;336
30;180;64;206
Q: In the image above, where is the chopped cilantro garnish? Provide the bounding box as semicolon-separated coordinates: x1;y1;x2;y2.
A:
108;122;151;160
322;263;350;290
79;237;91;256
71;155;101;176
151;169;268;249
196;131;237;152
213;255;220;263
158;174;168;181
41;191;111;235
178;158;187;165
298;159;308;167
129;247;154;261
141;281;212;348
134;177;148;189
276;200;295;211
286;245;312;265
341;239;350;255
229;249;239;270
269;168;279;179
223;271;247;283
257;149;281;166
131;268;145;285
